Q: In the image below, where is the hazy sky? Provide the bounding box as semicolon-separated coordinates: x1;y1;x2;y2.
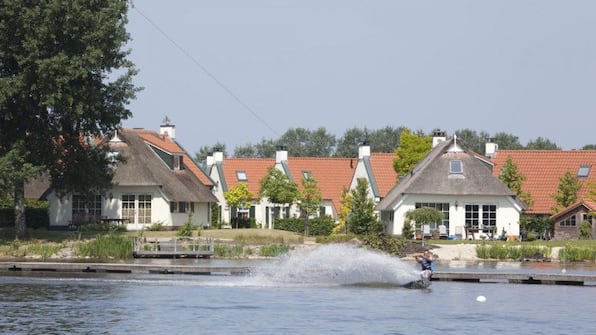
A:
124;1;596;155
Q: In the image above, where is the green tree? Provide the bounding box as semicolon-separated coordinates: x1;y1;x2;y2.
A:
392;129;432;180
525;137;560;150
404;207;444;243
0;0;138;239
581;144;596;150
454;128;491;154
333;187;352;233
298;174;322;236
259;166;299;228
195;142;227;166
335;127;367;157
277;127;336;157
367;126;404;153
224;183;254;228
494;132;524;150
499;156;533;208
347;178;380;235
550;171;581;213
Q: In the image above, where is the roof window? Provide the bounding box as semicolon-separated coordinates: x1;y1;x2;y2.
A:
450;160;463;174
578;165;591;178
236;171;248;181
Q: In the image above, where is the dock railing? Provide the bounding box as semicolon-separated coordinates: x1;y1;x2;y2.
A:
133;237;214;258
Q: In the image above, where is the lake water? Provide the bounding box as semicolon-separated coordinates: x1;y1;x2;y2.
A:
1;245;595;335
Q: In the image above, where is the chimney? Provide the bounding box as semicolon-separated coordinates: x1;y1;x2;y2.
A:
358;141;370;159
275;145;288;163
432;129;446;148
206;152;214;167
485;138;498;158
159;124;176;140
213;150;224;163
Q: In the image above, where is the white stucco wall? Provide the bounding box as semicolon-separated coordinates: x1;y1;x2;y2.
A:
387;194;521;239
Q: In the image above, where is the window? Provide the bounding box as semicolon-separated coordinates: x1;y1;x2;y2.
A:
302;171;312;179
178;202;187;213
450;160;463;174
560;215;576;227
236;171;248;181
138;195;152;224
577;165;591;178
170;201;192;213
415;202;450;229
72;195;102;215
466;204;497;229
482;205;496;228
173;155;183;170
122;194;136;222
465;204;479;228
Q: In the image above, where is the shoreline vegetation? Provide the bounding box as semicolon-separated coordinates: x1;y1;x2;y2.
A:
1;228;595;263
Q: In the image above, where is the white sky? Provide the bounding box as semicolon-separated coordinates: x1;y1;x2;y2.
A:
123;0;596;154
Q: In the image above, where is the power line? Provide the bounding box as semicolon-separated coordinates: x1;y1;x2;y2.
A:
131;5;280;138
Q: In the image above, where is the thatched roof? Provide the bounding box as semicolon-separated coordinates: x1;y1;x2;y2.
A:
111;129;216;203
377;137;515;210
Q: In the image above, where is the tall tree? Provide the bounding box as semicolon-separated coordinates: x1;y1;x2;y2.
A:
392;129;432;180
367;126;405;153
454;128;491;154
550;171;581;213
525;137;560;150
333;187;352;234
194;142;227;166
298;174;322;236
259;166;299;228
335;127;367;157
224;183;254;228
347;178;380;235
277;127;336;157
0;0;137;238
499;156;533;208
494;132;524;150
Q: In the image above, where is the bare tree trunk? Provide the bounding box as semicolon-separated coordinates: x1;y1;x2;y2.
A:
15;178;28;239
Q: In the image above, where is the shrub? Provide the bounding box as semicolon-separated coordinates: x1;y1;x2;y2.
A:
579;221;592;239
259;244;290;257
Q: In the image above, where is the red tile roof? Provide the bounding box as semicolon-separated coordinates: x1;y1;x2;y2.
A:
219;158;275;196
490;150;596;214
219;157;356;212
129;128;213;187
369;153;398;197
286;157;356;211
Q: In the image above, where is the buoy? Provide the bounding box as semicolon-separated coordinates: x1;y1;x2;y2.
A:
561;268;567;274
476;295;487;302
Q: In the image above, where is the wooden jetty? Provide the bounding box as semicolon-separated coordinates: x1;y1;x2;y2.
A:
0;262;250;276
132;237;214;258
432;271;596;286
0;262;594;286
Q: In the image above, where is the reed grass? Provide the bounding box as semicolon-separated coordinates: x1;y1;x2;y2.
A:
259;244;290;257
0;239;64;259
476;243;551;260
559;246;596;262
76;234;133;259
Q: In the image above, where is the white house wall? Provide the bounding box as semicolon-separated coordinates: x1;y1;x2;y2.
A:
389;194;520;239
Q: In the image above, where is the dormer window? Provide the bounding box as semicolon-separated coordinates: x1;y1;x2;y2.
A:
236;171;248;181
450;160;463;174
172;155;183;170
578;165;591;178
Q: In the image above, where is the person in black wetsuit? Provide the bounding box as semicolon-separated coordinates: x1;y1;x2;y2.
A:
415;249;434;280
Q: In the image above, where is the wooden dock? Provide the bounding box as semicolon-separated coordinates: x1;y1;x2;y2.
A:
132;237;214;258
1;262;594;286
0;262;250;276
432;271;596;286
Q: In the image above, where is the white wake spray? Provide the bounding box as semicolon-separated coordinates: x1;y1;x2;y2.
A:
250;244;421;287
